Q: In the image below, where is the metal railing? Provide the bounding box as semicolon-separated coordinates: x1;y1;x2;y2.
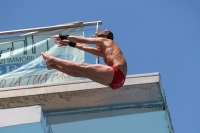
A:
0;21;102;36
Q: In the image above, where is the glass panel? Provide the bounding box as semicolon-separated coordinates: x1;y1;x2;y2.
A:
48;110;170;133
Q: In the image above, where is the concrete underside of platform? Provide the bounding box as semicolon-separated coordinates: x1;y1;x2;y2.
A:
0;73;163;112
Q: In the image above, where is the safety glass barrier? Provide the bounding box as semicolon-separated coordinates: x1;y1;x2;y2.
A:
0;28;96;89
46;108;168;133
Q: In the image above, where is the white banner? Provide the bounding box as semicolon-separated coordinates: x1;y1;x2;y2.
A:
0;28;88;88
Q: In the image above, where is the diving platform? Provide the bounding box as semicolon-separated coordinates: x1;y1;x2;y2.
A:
0;72;174;133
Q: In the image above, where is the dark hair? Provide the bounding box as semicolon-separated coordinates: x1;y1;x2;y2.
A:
95;29;114;40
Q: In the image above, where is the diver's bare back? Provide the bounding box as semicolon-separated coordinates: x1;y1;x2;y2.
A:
101;40;127;76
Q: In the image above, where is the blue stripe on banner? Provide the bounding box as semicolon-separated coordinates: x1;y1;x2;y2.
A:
0;54;73;75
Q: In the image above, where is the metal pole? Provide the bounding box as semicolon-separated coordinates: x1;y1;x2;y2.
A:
95;23;100;64
0;21;102;36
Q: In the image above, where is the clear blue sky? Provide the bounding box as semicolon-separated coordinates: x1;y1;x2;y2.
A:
0;0;200;132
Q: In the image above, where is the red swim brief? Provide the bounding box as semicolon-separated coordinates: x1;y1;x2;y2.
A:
109;66;125;90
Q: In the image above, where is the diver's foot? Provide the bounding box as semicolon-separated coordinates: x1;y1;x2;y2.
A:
41;52;54;65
